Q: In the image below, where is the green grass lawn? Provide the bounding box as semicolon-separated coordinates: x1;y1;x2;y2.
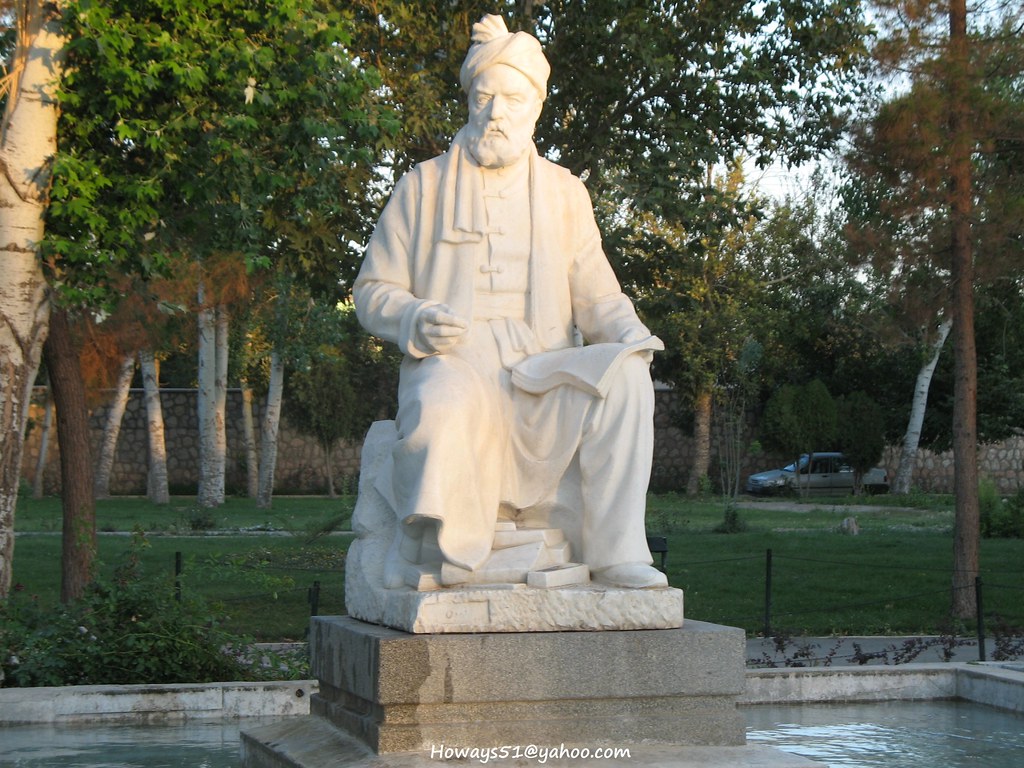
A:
10;493;1024;641
14;495;355;536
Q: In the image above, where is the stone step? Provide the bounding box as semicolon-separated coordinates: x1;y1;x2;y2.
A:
492;526;565;549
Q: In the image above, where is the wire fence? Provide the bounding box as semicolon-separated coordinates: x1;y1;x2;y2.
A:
170;544;1024;658
689;548;1023;662
172;550;336;639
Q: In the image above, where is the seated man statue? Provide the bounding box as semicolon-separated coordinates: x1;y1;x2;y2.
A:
353;14;666;590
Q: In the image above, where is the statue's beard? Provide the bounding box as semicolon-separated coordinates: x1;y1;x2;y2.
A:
467;124;533;169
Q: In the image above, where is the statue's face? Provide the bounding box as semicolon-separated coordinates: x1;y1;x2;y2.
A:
467;64;543;169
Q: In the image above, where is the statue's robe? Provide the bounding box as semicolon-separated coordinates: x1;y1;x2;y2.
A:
354;128;657;573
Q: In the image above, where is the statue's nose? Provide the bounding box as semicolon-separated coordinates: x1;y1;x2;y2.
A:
489;96;508;119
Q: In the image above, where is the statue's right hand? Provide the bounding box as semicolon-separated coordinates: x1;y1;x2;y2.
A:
417;304;468;354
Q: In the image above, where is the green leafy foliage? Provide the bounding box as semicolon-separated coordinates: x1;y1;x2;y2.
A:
345;1;490;175
980;483;1024;540
281;302;399;494
45;0;389;307
762;378;838;490
0;532;304;687
843;2;1024;450
835;391;886;493
713;503;749;534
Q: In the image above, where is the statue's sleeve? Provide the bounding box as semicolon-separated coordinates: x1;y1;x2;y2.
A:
353;172;438;358
567;178;651;345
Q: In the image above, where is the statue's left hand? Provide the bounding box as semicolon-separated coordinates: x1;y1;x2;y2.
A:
618;328;650;346
618;327;657;364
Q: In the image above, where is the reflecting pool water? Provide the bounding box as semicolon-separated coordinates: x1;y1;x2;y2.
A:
0;720;252;768
2;702;1022;767
746;700;1024;767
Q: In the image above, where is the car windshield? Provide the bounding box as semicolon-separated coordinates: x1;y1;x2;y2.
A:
782;456;810;473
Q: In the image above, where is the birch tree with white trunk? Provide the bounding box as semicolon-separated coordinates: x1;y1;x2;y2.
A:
891;318;952;495
92;353;134;498
196;280;227;508
138;349;168;504
256;349;284;509
0;0;64;598
30;386;53;498
240;378;259;498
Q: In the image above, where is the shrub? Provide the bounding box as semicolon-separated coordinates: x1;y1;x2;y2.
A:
0;532;306;687
981;484;1024;539
713;502;748;534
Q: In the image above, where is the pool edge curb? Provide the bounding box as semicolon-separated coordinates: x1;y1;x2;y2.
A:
0;679;318;724
742;662;1024;714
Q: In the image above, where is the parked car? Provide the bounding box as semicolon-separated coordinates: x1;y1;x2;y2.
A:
744;452;889;496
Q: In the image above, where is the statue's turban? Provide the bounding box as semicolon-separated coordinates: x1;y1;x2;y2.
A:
460;14;550;99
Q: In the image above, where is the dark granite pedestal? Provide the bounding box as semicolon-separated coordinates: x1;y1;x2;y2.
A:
241;616;823;768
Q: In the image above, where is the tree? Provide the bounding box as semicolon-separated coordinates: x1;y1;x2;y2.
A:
0;0;65;598
283;304;399;497
42;308;94;601
93;354;134;498
762;379;838;495
850;0;1024;618
196;276;232;508
346;1;487;181
836;391;886;495
348;1;870;272
620;166;762;495
138;349;168;504
45;0;386;514
29;384;53;498
530;1;868;496
891;318;952;494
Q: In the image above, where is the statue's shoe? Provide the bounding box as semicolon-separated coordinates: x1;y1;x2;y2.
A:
592;563;668;589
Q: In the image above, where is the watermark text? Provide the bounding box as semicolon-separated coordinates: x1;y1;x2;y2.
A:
428;743;631;764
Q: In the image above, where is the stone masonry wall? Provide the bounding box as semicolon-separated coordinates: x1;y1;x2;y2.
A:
21;389;361;497
648;388;1023;496
18;387;1024;496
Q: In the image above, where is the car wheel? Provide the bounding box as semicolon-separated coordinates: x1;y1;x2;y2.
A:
866;485;889;495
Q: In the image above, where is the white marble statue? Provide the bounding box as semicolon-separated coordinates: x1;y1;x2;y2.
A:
353;14;667;591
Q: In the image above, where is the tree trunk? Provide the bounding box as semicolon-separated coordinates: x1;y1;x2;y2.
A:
948;0;979;621
715;390;746;499
93;354;134;498
893;318;952;495
214;306;229;492
257;350;285;509
44;309;96;603
324;443;336;498
196;282;225;507
31;389;54;499
686;386;713;496
240;379;260;498
0;0;64;598
139;350;169;504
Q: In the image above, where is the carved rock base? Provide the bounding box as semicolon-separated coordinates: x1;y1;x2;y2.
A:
350;581;684;634
346;420;683;633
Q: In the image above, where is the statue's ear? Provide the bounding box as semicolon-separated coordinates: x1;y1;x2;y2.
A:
530;96;544;125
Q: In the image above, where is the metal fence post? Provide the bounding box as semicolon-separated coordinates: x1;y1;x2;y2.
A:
309;580;321;617
975;576;986;662
763;548;773;637
175;551;183;602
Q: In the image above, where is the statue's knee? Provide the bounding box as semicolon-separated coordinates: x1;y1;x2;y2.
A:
398;379;484;441
606;354;655;408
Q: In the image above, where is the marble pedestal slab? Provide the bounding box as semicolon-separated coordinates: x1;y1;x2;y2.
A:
348;582;684;633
